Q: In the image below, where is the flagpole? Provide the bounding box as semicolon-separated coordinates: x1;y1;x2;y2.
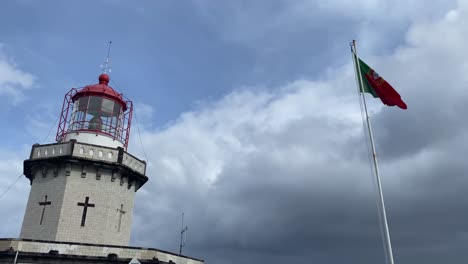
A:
351;40;395;264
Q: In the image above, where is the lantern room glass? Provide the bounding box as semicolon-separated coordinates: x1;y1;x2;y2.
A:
69;96;123;139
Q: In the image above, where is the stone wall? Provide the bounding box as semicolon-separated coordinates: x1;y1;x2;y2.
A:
20;141;148;246
20;163;135;246
0;239;203;264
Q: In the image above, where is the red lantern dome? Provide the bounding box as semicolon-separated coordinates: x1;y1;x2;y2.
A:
71;74;127;111
56;74;133;149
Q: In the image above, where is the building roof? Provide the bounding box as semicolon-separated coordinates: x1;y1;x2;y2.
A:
0;238;204;264
72;74;127;111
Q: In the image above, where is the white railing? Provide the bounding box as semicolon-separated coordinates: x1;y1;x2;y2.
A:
122;152;146;175
72;142;119;163
31;142;72;159
30;141;146;175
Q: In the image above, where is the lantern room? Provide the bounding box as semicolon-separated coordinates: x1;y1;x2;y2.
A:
56;74;133;149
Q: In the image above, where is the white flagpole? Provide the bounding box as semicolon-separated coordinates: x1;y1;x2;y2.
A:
351;40;395;264
13;250;19;264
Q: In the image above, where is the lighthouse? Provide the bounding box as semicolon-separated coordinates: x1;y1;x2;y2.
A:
19;73;147;246
0;64;203;264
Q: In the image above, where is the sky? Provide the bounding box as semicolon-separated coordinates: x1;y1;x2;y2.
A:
0;0;467;263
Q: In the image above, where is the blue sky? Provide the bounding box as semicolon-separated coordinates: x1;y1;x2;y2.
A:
1;1;468;264
1;0;452;140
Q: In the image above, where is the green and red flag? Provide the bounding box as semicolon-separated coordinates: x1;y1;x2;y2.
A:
356;56;407;110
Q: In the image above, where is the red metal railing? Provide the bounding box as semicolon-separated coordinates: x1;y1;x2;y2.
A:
56;88;133;150
56;88;77;143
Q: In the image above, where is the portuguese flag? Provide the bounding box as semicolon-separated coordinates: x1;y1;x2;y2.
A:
356;56;407;109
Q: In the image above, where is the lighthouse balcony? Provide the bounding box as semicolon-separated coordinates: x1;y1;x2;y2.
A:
23;140;147;186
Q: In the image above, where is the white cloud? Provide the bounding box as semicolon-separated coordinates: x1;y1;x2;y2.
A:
130;63;383;251
0;45;36;104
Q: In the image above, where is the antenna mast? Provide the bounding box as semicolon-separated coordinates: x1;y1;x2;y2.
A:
179;212;188;255
101;41;112;74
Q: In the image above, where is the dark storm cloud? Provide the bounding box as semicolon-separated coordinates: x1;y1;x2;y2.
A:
193;0;456;84
128;2;468;264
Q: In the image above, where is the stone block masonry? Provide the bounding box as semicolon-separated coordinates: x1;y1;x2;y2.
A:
20;141;148;246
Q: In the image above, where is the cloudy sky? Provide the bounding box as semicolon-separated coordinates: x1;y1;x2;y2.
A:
1;0;468;263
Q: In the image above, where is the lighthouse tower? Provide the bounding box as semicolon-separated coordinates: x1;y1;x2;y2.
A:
19;73;148;246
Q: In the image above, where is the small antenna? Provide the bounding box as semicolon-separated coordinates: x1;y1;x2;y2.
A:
179;212;188;255
100;41;112;74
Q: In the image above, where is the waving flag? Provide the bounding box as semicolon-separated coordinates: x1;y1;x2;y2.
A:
356;57;407;109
